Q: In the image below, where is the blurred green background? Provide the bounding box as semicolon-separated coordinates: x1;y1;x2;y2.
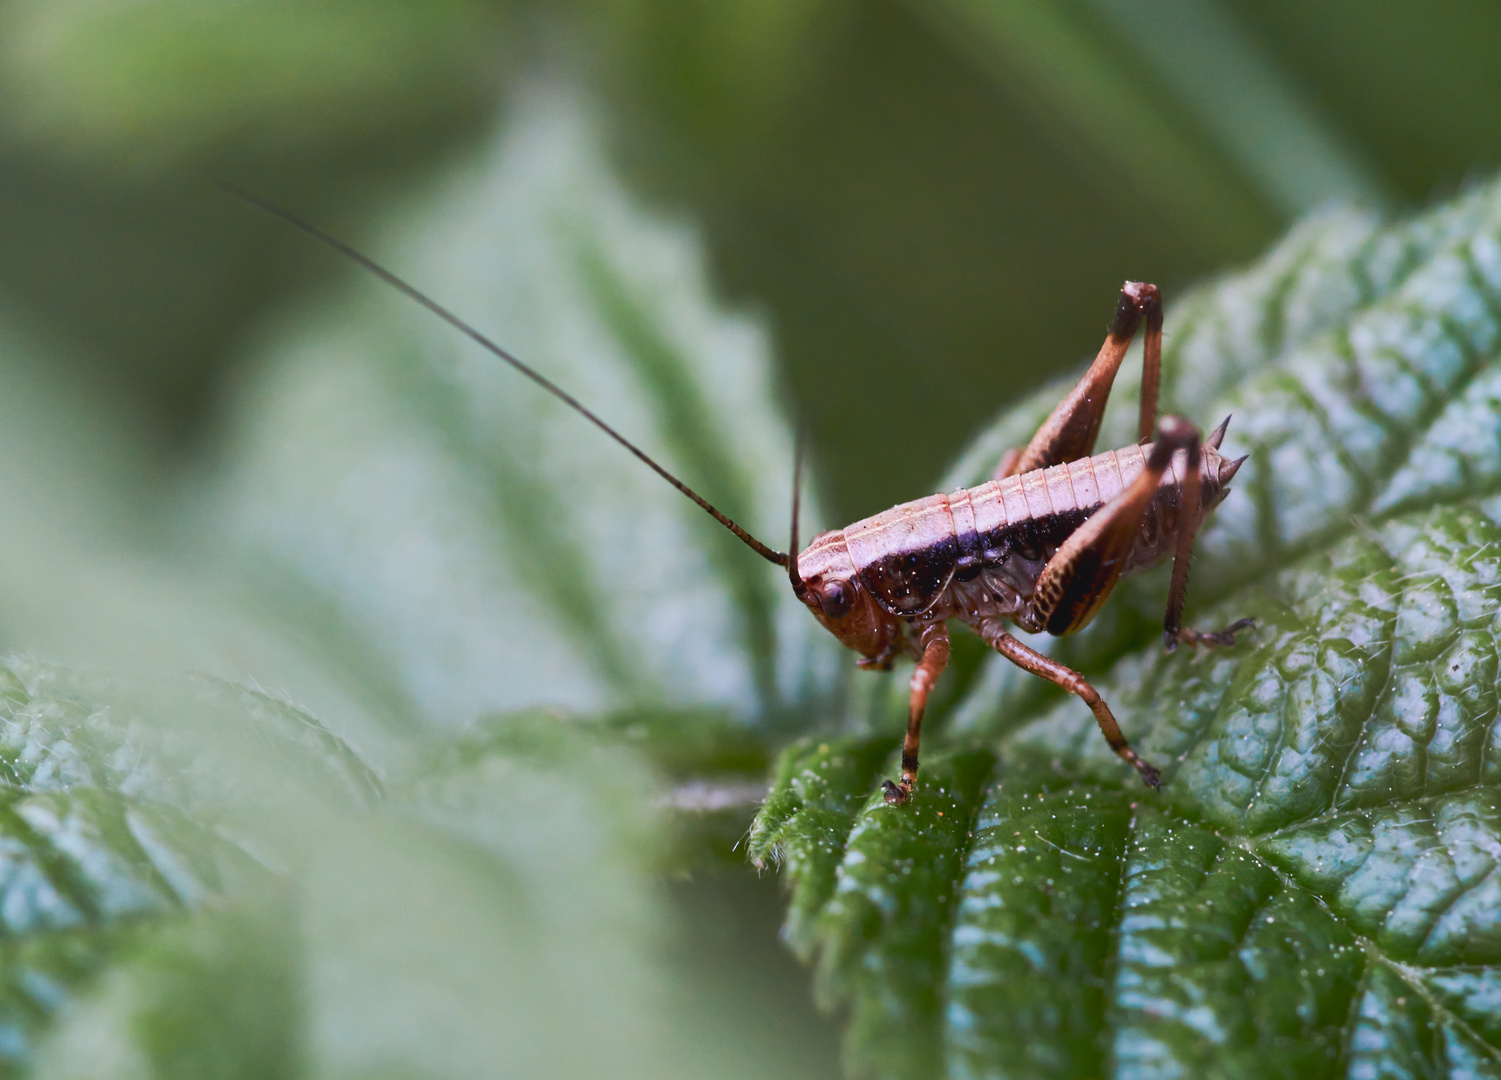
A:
4;0;1499;521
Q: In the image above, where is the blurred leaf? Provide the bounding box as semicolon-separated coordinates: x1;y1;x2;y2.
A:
0;652;804;1079
1228;0;1501;203
906;0;1390;242
0;77;854;1076
33;906;299;1080
754;176;1501;1077
209;85;844;731
580;0;832;160
0;657;376;1077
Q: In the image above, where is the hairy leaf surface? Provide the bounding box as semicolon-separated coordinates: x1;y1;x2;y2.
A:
755;180;1501;1079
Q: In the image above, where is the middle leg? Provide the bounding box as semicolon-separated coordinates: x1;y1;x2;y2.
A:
980;623;1161;788
1154;419;1256;652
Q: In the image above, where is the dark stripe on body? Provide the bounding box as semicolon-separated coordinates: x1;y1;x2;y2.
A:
858;532;959;616
976;509;1090;572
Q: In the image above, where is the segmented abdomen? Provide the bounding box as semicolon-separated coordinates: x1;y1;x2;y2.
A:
843;445;1155;619
953;444;1148;563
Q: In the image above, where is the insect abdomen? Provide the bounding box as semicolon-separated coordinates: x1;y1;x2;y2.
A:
933;449;1126;624
840;445;1152;618
955;445;1146;560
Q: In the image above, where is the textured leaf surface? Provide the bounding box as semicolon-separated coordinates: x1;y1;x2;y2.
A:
755;179;1501;1078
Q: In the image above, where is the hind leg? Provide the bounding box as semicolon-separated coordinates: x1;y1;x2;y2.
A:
994;281;1163;480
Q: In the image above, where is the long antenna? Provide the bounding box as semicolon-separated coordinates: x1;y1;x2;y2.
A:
223;184;789;568
788;426;808;597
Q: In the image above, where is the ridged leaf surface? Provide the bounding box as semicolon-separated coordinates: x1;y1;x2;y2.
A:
754;179;1501;1079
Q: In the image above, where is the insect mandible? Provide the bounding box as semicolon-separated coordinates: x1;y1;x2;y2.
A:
229;188;1254;803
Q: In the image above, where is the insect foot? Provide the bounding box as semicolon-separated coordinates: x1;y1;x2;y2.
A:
881;779;912;805
1131;756;1164;790
1166;616;1257;652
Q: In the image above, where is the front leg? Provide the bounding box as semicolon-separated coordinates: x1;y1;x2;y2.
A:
882;622;950;805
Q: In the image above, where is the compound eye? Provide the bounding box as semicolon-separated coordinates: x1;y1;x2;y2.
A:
818;578;856;619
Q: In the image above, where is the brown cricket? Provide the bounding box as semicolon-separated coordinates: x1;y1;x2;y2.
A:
230;189;1253;802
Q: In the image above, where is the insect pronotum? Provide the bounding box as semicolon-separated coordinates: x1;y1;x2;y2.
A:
228;187;1253;802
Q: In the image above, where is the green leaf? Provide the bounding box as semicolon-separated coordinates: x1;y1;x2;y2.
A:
909;0;1390;225
906;0;1278;257
0;653;784;1079
32;906;299;1080
0;84;847;1077
211;86;843;733
756;178;1501;1077
0;656;378;1076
